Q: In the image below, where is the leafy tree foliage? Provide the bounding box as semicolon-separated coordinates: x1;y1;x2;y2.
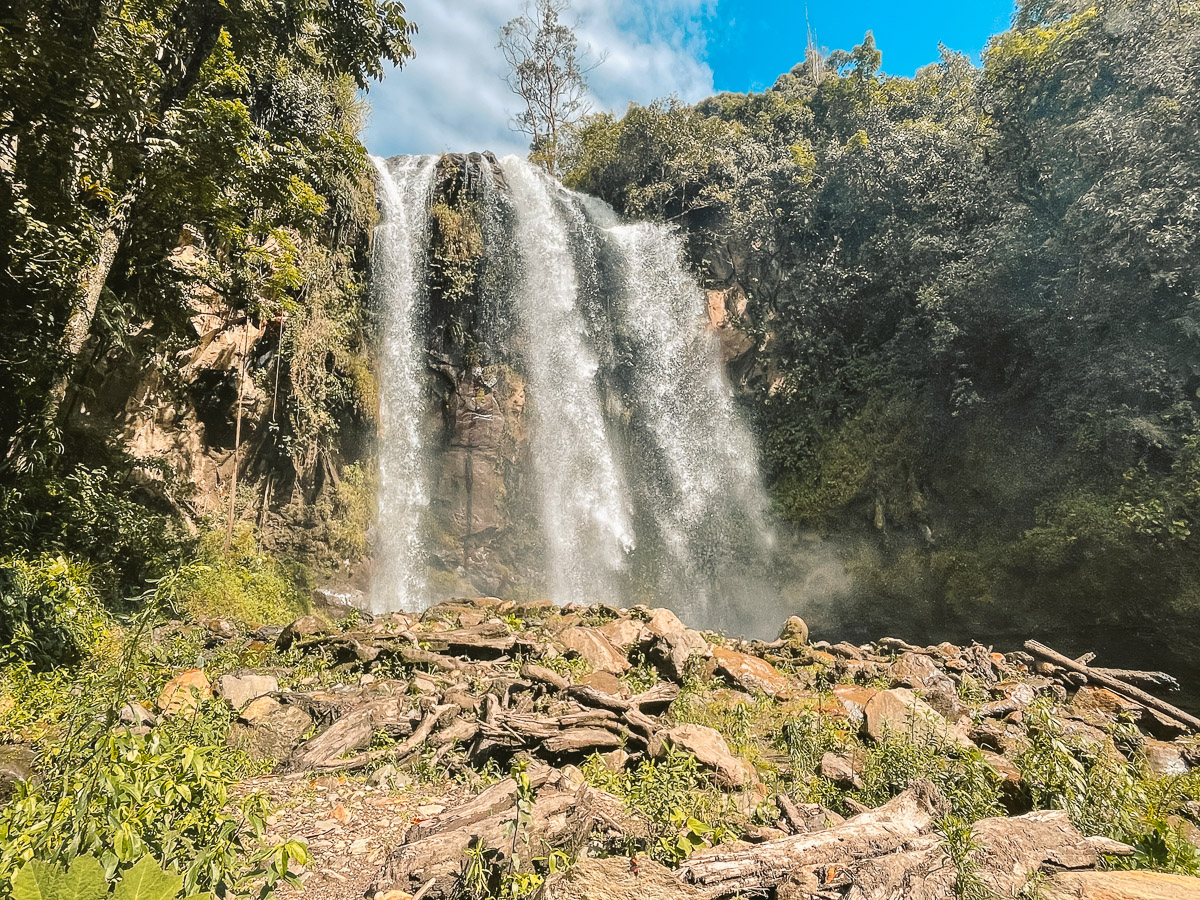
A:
563;0;1200;661
0;0;414;471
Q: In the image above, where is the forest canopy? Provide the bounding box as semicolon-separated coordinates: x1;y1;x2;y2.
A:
562;0;1200;656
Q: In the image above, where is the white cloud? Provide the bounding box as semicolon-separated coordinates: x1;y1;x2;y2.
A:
362;0;716;158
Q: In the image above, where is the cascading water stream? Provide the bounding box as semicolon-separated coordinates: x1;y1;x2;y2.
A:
370;154;438;611
589;205;775;619
369;152;777;625
502;156;636;605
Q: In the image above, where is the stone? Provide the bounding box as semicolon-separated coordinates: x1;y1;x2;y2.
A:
648;724;756;789
277;616;329;650
778;615;809;646
0;745;36;801
557;626;629;674
832;684;879;726
601;749;631;772
863;688;976;750
119;702;157;726
711;646;791;697
580;671;627;697
597;617;647;650
227;703;313;762
1072;686;1142;722
241;694;283;723
157;669;212;717
644;607;686;637
1145;740;1190;777
216;673;279;710
1040;871;1200;899
819;752;862;789
199;617;238;640
891;653;952;693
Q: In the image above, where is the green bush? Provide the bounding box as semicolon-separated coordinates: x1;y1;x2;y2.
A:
0;556;113;669
0;726;307;899
157;528;308;628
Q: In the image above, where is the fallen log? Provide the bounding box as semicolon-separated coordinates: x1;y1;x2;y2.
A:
289;697;409;771
679;780;948;897
373;774;638;899
1091;667;1180;693
1025;641;1200;732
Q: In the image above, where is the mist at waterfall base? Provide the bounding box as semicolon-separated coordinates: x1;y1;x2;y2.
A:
369;154;849;638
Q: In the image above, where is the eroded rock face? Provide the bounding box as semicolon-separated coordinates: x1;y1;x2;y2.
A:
648;724;756;789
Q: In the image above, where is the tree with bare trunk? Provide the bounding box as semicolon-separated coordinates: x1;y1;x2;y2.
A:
498;0;601;177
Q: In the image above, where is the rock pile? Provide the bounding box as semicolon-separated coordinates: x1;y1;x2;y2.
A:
106;598;1200;898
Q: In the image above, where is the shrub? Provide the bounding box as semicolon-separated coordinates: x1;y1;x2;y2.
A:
0;555;113;669
157;528;308;628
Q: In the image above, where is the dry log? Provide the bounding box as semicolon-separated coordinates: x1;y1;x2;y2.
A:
1025;641;1200;732
290;697;408;770
1039;871;1200;899
543;856;705;900
1091;667;1181;693
373;774;637;899
567;684;630;712
397;645;466;672
519;663;569;692
630;682;680;712
679;780;948;897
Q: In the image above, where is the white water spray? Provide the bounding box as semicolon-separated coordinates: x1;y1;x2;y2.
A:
370;155;438;611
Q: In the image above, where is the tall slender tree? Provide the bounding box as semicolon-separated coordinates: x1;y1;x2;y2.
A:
498;0;600;176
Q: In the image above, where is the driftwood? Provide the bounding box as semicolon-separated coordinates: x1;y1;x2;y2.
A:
839;809;1134;900
289;696;408;770
1025;641;1200;732
1091;667;1181;693
679;780;948;897
373;772;638;900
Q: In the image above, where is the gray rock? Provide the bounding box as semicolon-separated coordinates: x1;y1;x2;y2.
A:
778;615;809;646
119;702;157;726
819;751;863;789
227;702;313;762
0;745;36;800
216;673;279;710
648;724;755;789
277;616;329;650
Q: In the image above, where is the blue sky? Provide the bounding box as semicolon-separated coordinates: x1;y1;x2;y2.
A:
363;0;1015;158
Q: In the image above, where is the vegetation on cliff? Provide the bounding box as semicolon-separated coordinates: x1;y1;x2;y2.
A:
562;0;1200;662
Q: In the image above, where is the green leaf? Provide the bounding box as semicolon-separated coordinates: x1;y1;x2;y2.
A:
58;857;109;900
13;860;65;900
112;858;183;900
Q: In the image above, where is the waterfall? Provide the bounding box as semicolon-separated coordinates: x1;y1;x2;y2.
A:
502;156;636;605
369;152;776;626
370;155;438;611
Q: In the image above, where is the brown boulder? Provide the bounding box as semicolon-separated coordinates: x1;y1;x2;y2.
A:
712;646;791;697
227;701;313;762
648;724;756;789
277;615;329;650
597;617;648;650
863;688;976;750
157;669;212;717
557;626;629;674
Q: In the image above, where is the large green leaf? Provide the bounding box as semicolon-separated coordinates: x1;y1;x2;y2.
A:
57;857;109;900
111;858;182;900
13;860;65;900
